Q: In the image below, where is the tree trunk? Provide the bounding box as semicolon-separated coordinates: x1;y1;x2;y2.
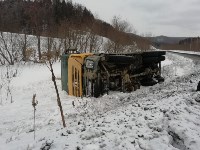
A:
22;33;27;61
49;61;66;127
37;35;41;60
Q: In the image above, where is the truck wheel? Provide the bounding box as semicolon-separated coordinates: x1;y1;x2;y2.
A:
141;78;157;86
134;84;140;91
197;81;200;91
155;75;164;83
93;73;103;98
93;80;101;98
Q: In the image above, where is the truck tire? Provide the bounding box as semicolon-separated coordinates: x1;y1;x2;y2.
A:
141;78;157;86
155;75;164;83
93;73;103;98
197;81;200;91
133;84;140;91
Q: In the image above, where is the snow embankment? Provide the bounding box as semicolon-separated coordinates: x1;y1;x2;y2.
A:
0;52;200;150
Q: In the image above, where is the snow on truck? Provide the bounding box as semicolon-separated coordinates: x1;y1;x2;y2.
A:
61;51;166;97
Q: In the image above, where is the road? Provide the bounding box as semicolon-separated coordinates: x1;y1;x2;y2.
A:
167;51;200;62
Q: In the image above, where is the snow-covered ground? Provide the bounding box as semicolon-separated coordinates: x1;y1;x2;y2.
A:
0;52;200;150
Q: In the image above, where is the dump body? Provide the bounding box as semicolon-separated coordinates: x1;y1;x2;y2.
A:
61;51;166;97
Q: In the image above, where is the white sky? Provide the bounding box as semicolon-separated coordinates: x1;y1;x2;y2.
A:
72;0;200;37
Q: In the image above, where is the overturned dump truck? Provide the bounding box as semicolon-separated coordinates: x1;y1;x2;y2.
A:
61;51;166;97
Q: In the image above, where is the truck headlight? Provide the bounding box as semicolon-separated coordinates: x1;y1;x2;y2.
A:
86;60;94;69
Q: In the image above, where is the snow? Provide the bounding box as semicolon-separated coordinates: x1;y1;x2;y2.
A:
168;50;200;55
0;51;200;150
162;59;172;67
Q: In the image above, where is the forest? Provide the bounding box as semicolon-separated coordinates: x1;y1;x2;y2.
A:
161;37;200;51
0;0;151;65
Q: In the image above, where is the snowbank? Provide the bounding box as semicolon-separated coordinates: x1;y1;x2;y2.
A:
0;52;200;150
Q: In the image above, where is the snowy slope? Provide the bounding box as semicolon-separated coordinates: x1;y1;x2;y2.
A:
0;52;200;150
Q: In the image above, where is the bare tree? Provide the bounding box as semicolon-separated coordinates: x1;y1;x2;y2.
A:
105;16;137;53
42;38;66;128
43;37;63;61
37;35;42;60
0;32;20;65
0;64;18;104
111;16;134;33
87;26;104;53
32;94;38;140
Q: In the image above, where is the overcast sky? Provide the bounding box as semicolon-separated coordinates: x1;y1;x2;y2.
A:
73;0;200;37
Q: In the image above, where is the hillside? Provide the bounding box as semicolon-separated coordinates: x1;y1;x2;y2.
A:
149;36;187;46
148;36;200;52
0;0;150;51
